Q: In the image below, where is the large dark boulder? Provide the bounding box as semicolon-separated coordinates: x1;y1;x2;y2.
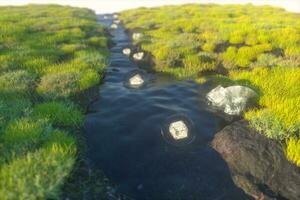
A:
211;120;300;200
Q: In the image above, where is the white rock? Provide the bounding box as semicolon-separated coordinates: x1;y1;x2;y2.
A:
113;14;118;19
207;85;257;115
133;52;144;60
114;20;121;24
132;33;143;41
169;121;188;140
104;15;109;19
110;24;118;29
122;48;131;56
206;85;227;107
129;74;144;86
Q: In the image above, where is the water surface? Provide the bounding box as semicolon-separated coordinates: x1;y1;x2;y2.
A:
84;15;252;200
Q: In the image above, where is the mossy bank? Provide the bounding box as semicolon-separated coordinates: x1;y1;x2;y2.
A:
0;4;113;199
120;4;300;166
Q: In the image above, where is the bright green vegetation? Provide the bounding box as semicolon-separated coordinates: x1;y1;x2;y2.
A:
120;4;300;78
120;4;300;166
230;67;300;166
0;5;109;198
230;67;300;140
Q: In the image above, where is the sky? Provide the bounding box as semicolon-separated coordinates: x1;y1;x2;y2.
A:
0;0;299;13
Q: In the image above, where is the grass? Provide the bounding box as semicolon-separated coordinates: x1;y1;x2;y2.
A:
32;101;83;128
120;4;300;166
120;4;300;78
0;4;110;198
230;67;300;140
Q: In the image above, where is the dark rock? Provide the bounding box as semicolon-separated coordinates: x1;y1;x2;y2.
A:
211;120;300;200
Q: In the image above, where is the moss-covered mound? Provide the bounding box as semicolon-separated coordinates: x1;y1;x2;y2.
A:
0;4;109;199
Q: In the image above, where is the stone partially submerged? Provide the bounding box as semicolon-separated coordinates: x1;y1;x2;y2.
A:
132;33;143;41
212;120;300;200
114;19;121;24
110;24;118;29
206;85;257;115
113;14;118;19
133;52;144;61
129;74;144;87
169;120;188;140
122;48;131;56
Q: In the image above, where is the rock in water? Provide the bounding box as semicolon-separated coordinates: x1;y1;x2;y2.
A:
113;14;118;19
122;48;131;56
206;85;227;107
114;19;121;24
110;24;118;29
169;120;188;140
129;74;144;86
132;33;143;41
212;120;300;200
206;85;257;115
133;52;144;61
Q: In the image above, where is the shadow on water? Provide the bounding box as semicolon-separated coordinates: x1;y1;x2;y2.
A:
84;15;253;200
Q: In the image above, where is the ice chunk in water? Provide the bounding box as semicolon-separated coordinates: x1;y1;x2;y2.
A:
169;120;188;140
123;48;131;56
129;74;144;86
133;52;144;60
110;24;118;29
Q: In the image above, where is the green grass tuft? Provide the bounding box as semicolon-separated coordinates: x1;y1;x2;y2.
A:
0;4;109;197
33;101;83;128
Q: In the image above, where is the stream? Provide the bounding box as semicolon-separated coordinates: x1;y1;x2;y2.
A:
84;15;252;200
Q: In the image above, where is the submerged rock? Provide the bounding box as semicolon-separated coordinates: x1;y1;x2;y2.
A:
114;19;121;24
133;52;144;61
122;48;131;56
132;33;143;41
206;85;257;115
129;74;144;86
169;120;188;140
212;120;300;200
110;24;118;29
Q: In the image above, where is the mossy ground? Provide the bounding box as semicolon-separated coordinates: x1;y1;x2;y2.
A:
0;4;113;199
120;4;300;166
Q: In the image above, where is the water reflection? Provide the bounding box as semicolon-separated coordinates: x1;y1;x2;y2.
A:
84;15;254;200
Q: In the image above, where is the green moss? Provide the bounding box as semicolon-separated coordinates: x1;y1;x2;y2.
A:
37;72;81;99
286;137;300;167
33;101;83;128
231;67;300;130
0;70;36;97
0;130;76;200
0;4;109;198
121;4;300;78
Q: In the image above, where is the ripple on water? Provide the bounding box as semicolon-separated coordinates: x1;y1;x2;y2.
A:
85;15;252;200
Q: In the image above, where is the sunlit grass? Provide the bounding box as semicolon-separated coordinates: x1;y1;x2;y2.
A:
121;4;300;78
0;4;109;197
286;137;300;167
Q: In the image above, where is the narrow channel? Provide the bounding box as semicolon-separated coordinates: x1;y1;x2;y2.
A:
84;15;252;200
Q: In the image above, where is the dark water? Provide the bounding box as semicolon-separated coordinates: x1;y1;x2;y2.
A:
85;15;252;200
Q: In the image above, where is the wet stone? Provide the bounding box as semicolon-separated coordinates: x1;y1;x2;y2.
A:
110;24;118;29
206;85;257;115
132;32;143;41
133;52;144;60
169;120;189;140
129;74;144;86
114;19;121;24
122;48;131;56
